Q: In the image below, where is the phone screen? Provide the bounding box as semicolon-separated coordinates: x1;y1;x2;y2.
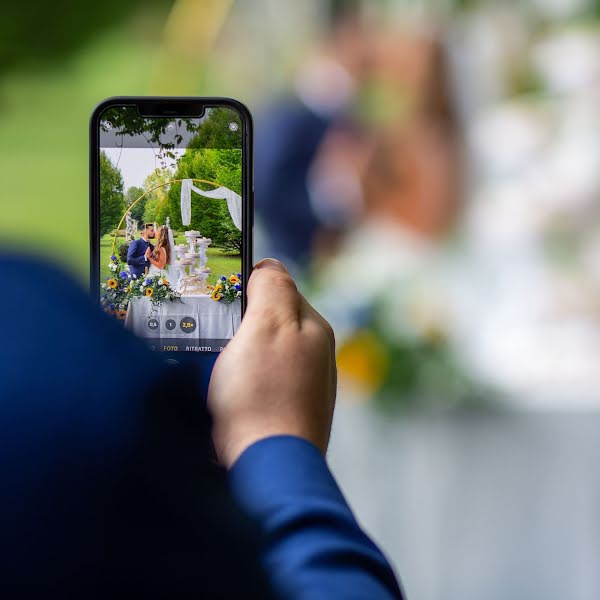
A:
94;102;247;354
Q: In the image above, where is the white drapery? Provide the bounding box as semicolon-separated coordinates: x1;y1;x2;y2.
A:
180;179;242;230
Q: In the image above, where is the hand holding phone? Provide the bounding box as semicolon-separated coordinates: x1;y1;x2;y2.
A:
208;258;337;468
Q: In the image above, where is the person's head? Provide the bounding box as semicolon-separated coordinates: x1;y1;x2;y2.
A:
363;119;460;238
141;224;155;239
154;225;171;263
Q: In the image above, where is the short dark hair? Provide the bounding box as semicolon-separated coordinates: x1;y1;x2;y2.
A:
142;223;154;231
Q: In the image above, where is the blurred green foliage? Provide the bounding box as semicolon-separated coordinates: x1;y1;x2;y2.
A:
0;0;173;74
0;5;176;281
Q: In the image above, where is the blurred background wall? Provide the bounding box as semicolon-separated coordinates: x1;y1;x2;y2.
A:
3;1;600;598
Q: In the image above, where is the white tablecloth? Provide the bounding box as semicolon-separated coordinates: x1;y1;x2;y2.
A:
125;296;241;352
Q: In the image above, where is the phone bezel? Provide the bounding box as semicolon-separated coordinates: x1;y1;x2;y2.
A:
89;96;253;353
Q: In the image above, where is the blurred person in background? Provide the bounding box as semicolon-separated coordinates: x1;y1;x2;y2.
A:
361;33;460;237
308;28;466;405
254;1;371;273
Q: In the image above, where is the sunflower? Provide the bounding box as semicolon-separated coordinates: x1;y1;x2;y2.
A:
145;287;153;297
211;289;223;301
107;279;117;289
229;275;239;284
117;309;127;320
162;278;169;286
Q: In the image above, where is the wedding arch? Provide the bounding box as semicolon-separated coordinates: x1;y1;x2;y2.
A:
111;178;242;254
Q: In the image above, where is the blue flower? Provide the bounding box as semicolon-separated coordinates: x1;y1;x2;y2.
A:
221;276;227;281
110;255;117;261
234;284;241;290
145;278;152;285
110;303;115;310
119;271;128;278
237;273;241;278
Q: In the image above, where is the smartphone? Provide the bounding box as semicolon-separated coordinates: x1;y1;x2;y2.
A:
90;97;252;369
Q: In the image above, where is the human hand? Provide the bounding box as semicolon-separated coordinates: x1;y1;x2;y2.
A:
144;247;152;260
208;259;337;468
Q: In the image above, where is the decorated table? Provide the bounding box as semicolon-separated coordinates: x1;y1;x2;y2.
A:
125;295;241;352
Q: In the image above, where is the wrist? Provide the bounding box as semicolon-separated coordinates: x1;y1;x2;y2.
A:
229;434;322;470
217;423;325;469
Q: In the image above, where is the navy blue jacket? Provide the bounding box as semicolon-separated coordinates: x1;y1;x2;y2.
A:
0;254;404;599
127;237;153;277
254;98;330;268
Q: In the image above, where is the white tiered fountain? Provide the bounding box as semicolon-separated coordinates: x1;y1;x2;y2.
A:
175;230;212;296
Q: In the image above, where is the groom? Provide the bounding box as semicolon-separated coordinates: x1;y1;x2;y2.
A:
127;223;155;278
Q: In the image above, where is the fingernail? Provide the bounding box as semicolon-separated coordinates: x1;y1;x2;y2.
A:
254;258;288;272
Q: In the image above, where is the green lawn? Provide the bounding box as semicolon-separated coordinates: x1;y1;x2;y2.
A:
100;234;241;287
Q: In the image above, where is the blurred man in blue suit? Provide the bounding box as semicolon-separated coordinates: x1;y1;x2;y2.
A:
0;254;404;599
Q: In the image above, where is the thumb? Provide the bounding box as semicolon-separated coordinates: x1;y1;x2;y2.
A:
245;259;300;324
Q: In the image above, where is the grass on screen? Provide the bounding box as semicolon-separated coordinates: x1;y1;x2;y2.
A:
99;234;241;287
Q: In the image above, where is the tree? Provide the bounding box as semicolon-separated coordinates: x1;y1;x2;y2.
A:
101;107;243;249
142;168;173;225
99;106;226;170
125;186;146;225
188;107;242;150
163;106;242;252
99;151;126;236
99;105;242;170
166;147;242;253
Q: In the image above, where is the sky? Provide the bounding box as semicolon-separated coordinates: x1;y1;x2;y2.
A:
102;146;184;190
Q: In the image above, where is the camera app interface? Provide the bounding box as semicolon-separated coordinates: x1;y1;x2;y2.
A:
98;106;243;352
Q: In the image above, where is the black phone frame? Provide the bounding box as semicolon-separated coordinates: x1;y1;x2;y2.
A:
89;96;253;353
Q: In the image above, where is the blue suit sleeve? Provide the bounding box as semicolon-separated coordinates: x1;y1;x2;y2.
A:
127;240;146;266
229;436;405;600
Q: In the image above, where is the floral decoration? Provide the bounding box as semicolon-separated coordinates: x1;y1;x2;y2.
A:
101;255;180;318
211;273;242;303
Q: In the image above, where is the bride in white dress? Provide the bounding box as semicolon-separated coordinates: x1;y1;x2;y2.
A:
145;224;180;289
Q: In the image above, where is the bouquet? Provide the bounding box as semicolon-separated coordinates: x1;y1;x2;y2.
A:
101;255;180;318
130;272;180;311
211;273;242;303
101;255;132;320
